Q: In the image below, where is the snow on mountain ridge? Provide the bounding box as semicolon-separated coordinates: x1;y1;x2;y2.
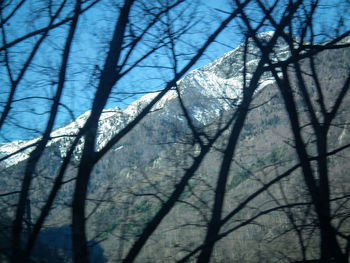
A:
0;107;121;167
0;31;289;167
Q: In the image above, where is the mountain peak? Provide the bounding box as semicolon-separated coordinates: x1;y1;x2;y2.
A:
0;32;289;167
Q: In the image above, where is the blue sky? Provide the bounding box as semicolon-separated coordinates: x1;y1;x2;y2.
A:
0;0;349;143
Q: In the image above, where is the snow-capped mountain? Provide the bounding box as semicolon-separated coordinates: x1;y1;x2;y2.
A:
0;31;290;168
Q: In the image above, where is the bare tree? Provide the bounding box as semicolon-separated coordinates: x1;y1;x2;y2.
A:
1;0;252;262
233;0;350;262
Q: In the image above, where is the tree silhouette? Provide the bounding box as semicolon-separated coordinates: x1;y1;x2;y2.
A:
0;0;350;263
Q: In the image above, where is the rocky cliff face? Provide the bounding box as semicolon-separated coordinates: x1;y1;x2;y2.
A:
1;34;350;262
